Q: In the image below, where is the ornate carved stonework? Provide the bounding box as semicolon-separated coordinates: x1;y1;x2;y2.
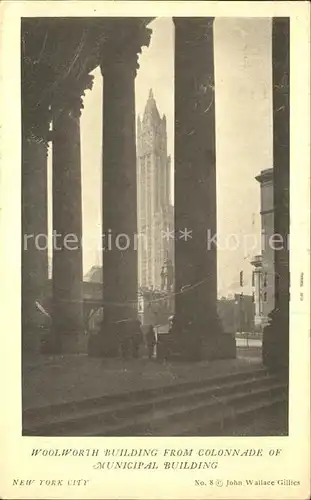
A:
22;58;54;145
99;22;152;77
52;72;94;122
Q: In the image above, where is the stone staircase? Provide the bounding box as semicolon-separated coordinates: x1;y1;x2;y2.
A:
23;367;288;436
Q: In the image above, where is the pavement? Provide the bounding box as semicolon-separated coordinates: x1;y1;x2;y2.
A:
22;347;262;410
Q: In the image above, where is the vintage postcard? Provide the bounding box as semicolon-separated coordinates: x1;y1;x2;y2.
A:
0;0;310;499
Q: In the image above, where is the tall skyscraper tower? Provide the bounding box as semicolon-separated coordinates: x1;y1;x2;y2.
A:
137;89;174;290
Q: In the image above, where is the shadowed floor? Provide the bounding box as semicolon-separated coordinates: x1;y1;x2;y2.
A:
23;348;261;410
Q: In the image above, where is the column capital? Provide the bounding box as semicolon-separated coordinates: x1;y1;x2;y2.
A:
22;58;54;145
99;22;152;78
52;72;94;122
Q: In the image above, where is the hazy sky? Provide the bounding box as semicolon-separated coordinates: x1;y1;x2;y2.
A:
48;17;273;297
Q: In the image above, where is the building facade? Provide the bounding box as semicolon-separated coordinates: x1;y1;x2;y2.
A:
137;89;174;290
251;168;275;328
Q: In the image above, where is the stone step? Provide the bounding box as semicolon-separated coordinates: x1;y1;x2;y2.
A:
24;371;278;435
169;397;288;436
23;365;269;428
89;383;287;436
24;370;287;436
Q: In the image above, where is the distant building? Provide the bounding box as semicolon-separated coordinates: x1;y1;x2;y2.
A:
138;288;173;327
218;294;255;334
251;168;275;327
83;265;103;302
136;89;174;290
84;265;102;283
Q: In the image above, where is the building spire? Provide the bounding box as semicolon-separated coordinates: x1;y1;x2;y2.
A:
143;88;160;123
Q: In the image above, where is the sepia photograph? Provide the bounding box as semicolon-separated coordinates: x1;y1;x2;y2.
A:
0;2;310;499
21;14;290;438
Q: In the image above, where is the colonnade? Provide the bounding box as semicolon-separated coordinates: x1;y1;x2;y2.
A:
21;18;289;368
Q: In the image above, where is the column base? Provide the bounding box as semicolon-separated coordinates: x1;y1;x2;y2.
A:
87;314;140;359
262;308;289;372
87;333;120;358
157;320;236;362
200;333;237;361
22;325;48;354
40;331;88;355
22;300;51;354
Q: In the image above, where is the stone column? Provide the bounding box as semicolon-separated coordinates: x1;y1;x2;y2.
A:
100;22;152;322
251;255;263;329
21;59;52;353
174;19;221;334
49;73;93;353
263;18;290;371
